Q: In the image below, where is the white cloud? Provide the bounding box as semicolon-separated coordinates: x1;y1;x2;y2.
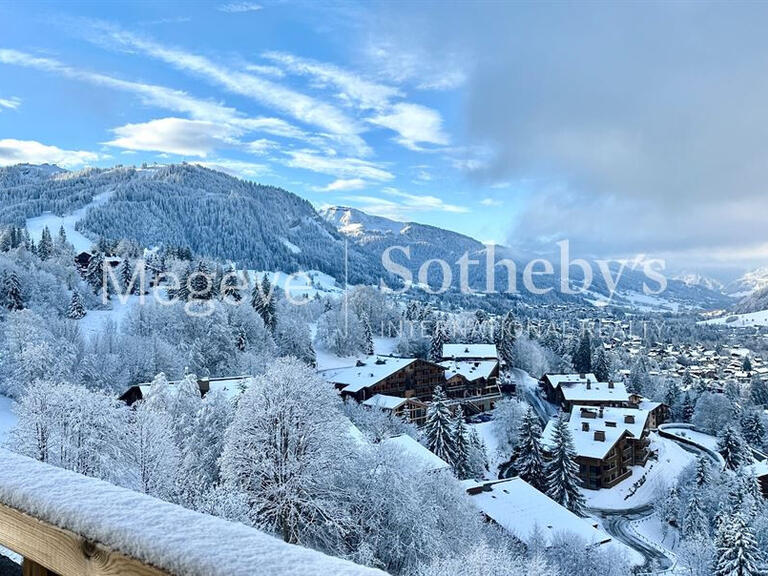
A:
0;139;99;168
480;198;503;206
314;178;368;192
0;96;21;110
97;29;369;155
217;2;262;13
106;117;238;157
196;159;269;179
368;103;449;150
383;187;468;213
262;51;401;110
283;149;393;181
246;138;279;155
365;40;467;91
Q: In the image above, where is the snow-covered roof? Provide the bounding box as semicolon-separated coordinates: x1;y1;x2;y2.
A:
543;373;598;389
380;435;450;472
542;406;650;460
559;379;630;404
322;356;423;393
363;394;409;410
442;344;498;360
637;399;663;412
206;377;251;399
462;478;611;548
440;360;498;382
745;461;768;478
0;449;385;576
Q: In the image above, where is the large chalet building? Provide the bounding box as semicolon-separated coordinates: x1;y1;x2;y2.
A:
540;373;631;410
322;344;503;424
543;405;651;489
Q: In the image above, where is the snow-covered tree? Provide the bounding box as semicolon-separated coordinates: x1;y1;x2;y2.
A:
592;345;610;382
37;226;53;260
714;513;765;576
751;374;768;407
695;456;712;487
424;386;456;468
66;290;86;320
451;406;471;479
496;311;516;367
741;409;767;450
545;416;586;515
627;357;649;394
717;425;749;471
429;320;446;362
251;275;277;331
84;251;105;294
572;330;592;374
128;401;180;500
515;407;546;491
683;391;695;423
492;396;527;455
315;304;366;357
2;270;23;311
683;489;710;539
219;358;347;546
361;315;374;356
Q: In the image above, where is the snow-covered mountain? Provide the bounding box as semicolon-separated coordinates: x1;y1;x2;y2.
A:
733;285;768;314
1;164;379;283
724;267;768;297
673;272;724;292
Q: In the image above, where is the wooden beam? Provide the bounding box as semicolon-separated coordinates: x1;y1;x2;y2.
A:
0;502;167;576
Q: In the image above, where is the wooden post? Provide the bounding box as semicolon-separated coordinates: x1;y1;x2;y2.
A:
22;558;53;576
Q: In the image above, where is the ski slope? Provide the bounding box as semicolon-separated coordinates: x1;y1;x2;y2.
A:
699;308;768;327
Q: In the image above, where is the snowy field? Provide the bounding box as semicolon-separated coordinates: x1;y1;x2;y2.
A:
469;420;503;477
699;308;768;327
26;190;112;253
246;270;343;301
315;336;398;371
584;433;696;510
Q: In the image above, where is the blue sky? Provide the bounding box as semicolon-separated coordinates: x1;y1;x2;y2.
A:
2;1;768;277
0;1;517;245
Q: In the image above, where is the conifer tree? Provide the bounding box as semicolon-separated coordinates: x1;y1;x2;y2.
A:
695;456;712;487
740;410;766;449
683;368;694;390
496;311;516;367
221;268;242;302
515;407;545;491
424;386;456;468
714;514;764;576
451;406;470;479
252;276;276;331
429;321;446;362
743;356;753;373
174;265;191;302
751;374;768;407
717;426;748;471
361;316;374;356
119;259;135;295
67;291;86;320
682;490;709;539
85;252;105;294
3;270;23;311
683;391;695;423
37;226;53;260
573;330;592;374
592;345;610;382
545;416;585;515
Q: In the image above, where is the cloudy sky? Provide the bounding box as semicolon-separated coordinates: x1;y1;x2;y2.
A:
1;1;766;278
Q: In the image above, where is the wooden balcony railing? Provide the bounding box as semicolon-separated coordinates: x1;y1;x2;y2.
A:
0;449;385;576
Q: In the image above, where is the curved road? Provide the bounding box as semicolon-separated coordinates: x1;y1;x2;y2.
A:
588;428;722;572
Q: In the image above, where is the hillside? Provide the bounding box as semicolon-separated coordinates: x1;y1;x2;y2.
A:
1;164;378;283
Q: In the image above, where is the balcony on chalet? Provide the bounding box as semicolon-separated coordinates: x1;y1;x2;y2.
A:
0;449;384;576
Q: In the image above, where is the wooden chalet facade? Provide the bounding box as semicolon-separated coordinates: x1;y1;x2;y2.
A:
544;406;651;490
324;357;447;404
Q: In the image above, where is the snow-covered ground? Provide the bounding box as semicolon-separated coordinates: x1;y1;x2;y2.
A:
78;294;145;338
315;336;398;371
0;396;17;444
660;426;719;452
26;190;112;253
699;308;768;327
584;433;696;510
246;270;343;302
469;420;503;478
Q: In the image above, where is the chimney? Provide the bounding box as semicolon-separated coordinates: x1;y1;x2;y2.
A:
586;381;591;390
624;415;635;424
599;406;604;419
594;430;606;442
582;422;590;431
608;381;615;389
197;377;210;396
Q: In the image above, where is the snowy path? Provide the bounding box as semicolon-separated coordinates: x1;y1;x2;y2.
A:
26;190;112;253
509;368;558;423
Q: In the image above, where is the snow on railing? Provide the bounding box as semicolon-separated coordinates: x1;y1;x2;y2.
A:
0;449;385;576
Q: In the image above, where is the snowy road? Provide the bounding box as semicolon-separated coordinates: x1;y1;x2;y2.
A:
590;504;675;572
509;368;557;423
